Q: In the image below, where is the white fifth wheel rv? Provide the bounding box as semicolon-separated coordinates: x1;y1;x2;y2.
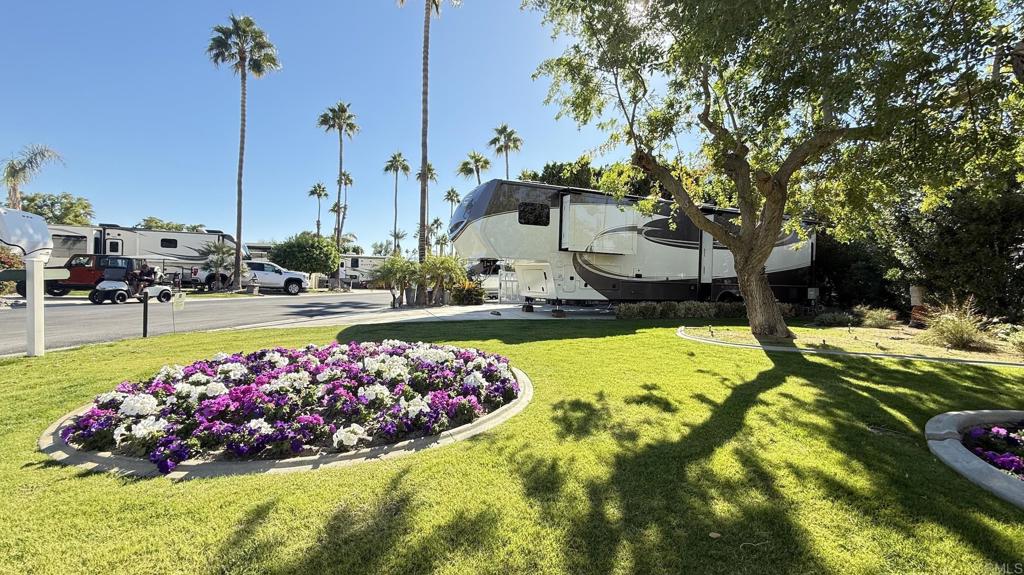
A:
450;179;816;304
339;254;386;287
46;223;248;288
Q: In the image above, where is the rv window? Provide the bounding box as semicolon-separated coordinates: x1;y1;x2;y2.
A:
160;239;178;248
351;258;359;269
518;202;550;226
107;241;120;253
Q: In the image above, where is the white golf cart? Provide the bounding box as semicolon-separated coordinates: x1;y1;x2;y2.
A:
88;261;173;305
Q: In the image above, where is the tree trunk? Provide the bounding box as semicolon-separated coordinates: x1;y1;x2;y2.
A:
736;261;790;337
233;67;247;291
393;171;399;254
335;132;344;250
316;199;322;237
504;151;509;179
475;168;481;185
7;183;20;211
416;0;432;305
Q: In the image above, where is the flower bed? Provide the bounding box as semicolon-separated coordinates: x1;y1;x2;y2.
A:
60;340;520;474
962;421;1024;478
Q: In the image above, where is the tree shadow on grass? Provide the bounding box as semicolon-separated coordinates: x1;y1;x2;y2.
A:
336;319;685;346
515;347;1024;574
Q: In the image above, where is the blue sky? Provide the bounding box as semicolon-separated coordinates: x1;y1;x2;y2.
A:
1;1;624;247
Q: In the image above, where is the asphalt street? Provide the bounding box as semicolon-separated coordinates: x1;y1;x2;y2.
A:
0;290;392;356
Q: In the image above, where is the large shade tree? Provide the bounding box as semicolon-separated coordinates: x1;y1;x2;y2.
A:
2;145;62;210
530;0;1019;336
318;102;359;250
384;152;412;250
207;14;280;290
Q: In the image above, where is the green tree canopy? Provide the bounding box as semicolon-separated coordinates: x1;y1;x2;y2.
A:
20;193;94;225
136;216;206;232
529;0;1022;335
269;232;342;275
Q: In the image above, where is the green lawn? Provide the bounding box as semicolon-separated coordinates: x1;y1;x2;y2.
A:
1;320;1022;574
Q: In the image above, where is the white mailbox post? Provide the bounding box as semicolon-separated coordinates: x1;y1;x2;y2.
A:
0;208;53;356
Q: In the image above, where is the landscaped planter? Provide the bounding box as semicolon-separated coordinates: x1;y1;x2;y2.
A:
925;410;1024;509
40;341;532;479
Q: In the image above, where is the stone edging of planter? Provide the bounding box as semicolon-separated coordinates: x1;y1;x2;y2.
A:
676;326;1024;369
37;367;534;481
925;410;1024;509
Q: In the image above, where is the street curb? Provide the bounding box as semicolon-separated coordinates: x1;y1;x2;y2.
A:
925;410;1024;509
37;367;534;480
675;326;1024;369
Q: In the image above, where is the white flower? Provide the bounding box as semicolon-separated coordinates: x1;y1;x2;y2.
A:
264;351;289;368
173;382;206;403
495;363;513;381
400;395;430;418
332;423;369;448
216;362;248;381
157;365;185;382
362;355;410;382
467;357;487;371
204;381;230;397
316;369;342;383
462;371;488;389
130;416;169;439
118;393;160;416
212;352;232;362
358;384;392;402
113;425;129;446
406;347;456;364
246;418;274;435
260;371;311;393
96;391;126;405
187;373;212;385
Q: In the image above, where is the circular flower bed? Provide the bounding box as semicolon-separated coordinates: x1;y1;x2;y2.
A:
962;420;1024;478
60;340;520;474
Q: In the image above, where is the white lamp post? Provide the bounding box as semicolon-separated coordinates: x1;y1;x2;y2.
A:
0;208;53;356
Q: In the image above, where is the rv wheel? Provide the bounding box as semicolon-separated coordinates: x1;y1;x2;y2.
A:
88;290;105;305
521;304;534;312
112;290;129;304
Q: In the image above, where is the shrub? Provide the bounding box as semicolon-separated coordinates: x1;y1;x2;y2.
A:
451;280;485;305
813;311;860;327
922;296;992;350
854;305;899;329
59;341;521;474
678;300;717;318
987;322;1023;341
1007;332;1024;357
616;302;659;319
656;301;680;318
714;302;747;318
0;247;21;296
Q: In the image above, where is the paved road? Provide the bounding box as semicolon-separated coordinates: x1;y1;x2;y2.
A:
0;291;392;355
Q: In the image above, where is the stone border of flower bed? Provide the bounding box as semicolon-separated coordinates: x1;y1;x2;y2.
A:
925;410;1024;509
676;326;1024;368
38;367;534;480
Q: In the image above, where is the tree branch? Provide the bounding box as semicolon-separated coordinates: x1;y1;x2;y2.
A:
777;125;879;184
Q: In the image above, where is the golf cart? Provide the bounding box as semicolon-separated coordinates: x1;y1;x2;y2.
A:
88;264;173;304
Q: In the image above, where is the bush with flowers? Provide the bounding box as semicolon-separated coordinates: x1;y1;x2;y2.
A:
961;421;1024;478
59;340;520;474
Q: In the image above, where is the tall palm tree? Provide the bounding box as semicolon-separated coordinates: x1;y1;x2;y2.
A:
429;217;444;255
318;102;359;250
328;201;343;239
2;145;63;210
397;0;461;271
488;123;523;179
435;233;449;256
337;170;354;241
390;229;408;255
307;182;328;236
456;151;490;185
207;15;280;290
384;152;412;250
416;162;437;187
443;187;460;220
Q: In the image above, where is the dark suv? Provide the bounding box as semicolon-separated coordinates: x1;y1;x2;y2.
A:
15;254;144;297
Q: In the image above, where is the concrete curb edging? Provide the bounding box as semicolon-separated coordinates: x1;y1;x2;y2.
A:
924;410;1024;509
676;326;1024;369
38;367;534;480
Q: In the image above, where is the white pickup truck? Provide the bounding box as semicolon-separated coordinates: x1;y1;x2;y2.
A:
245;261;310;295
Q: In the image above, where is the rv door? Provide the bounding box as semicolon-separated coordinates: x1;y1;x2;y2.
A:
559;192;637;255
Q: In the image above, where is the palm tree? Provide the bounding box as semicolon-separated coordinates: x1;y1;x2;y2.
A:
390;229;408;255
207;15;280;290
384;152;412;250
416;162;437;187
456;151;490;185
307;182;328;236
435;233;449;256
443;188;460;220
318;102;359;250
328;200;344;239
397;0;461;271
3;145;63;210
429;217;444;255
488;123;523;179
337;170;354;242
338;232;358;253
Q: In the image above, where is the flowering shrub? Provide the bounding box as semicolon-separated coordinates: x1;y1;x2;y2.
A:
962;421;1024;479
60;341;520;474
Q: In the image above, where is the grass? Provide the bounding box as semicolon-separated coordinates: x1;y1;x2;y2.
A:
1;320;1023;574
698;322;1024;363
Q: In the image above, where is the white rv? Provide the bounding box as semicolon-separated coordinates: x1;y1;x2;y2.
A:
450;179;816;304
339;254;386;288
47;223;248;288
